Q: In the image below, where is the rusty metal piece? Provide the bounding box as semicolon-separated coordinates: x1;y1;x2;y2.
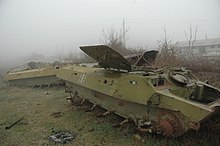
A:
156;111;185;137
159;120;174;137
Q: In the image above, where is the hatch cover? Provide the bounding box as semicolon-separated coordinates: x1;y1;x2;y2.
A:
80;45;132;71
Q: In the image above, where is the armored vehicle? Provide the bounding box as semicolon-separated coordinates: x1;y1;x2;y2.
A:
5;66;61;87
57;45;220;137
4;45;220;137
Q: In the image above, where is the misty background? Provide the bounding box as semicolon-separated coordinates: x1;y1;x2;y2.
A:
0;0;220;72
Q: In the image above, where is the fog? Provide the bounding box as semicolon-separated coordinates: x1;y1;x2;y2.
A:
0;0;220;70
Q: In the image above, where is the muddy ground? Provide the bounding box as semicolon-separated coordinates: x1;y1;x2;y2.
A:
0;86;219;146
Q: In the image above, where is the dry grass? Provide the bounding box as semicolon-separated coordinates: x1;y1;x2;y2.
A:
153;50;183;68
0;87;147;146
0;86;219;146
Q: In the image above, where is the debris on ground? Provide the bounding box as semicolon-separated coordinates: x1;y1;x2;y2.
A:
5;117;24;129
50;112;64;118
48;131;76;144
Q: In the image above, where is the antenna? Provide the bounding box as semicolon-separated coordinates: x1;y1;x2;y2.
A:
123;19;126;48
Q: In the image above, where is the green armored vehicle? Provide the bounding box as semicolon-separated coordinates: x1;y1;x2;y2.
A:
4;45;220;137
4;62;61;87
57;45;220;137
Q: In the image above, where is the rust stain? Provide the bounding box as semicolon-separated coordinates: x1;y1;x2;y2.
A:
159;120;174;137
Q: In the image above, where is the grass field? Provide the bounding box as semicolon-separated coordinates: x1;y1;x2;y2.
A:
0;86;219;146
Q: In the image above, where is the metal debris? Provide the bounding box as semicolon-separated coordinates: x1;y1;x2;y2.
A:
5;117;24;129
48;131;76;144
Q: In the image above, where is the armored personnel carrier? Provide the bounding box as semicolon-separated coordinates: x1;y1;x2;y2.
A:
57;45;220;137
4;45;220;137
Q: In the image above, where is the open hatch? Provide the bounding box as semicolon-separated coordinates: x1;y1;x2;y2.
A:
125;50;158;66
80;45;132;71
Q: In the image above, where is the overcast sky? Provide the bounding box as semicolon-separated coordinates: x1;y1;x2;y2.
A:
0;0;220;68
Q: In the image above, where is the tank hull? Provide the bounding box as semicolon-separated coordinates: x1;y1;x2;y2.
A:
57;65;220;137
4;67;61;87
8;75;59;87
64;79;188;137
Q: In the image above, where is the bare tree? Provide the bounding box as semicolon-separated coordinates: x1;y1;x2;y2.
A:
101;26;130;55
55;48;63;63
154;27;182;68
184;24;198;59
67;48;74;63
